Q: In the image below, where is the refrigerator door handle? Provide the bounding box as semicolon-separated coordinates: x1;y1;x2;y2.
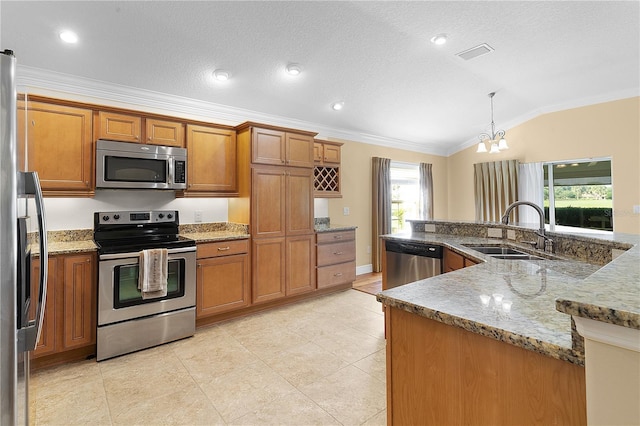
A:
17;171;48;353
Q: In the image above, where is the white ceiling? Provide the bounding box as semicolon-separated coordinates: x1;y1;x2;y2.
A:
2;1;638;156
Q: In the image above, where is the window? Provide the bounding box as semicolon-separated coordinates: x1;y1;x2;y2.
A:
390;162;420;233
543;159;613;232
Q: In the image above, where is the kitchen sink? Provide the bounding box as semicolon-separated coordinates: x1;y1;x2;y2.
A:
463;245;546;261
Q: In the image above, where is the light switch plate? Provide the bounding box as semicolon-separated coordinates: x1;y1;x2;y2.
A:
194;210;203;222
487;228;503;238
633;205;640;214
343;207;350;216
424;223;436;233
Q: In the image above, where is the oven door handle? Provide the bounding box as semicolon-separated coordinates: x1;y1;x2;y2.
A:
99;245;196;261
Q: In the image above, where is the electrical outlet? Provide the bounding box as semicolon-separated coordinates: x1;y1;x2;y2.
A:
194;210;203;222
507;230;516;240
487;228;502;238
343;207;350;216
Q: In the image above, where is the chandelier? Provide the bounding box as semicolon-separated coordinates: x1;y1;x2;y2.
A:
476;92;508;153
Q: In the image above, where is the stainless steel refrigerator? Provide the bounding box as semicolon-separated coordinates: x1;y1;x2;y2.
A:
0;50;48;425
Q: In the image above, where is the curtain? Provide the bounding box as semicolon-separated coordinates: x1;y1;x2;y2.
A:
474;160;519;222
518;162;544;227
372;157;391;272
419;163;433;219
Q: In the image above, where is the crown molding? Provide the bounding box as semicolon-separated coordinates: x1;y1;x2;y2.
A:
16;65;448;157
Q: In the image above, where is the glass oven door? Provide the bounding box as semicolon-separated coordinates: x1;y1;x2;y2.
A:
97;246;196;326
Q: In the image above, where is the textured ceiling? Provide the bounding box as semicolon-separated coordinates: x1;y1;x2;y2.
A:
1;1;638;156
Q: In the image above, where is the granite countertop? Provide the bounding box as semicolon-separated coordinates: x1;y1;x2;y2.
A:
314;224;358;233
180;230;250;243
377;230;639;365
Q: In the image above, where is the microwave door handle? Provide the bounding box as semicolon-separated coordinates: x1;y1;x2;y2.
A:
168;158;174;185
17;171;48;353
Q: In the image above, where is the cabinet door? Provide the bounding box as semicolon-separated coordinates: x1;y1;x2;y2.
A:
286;167;315;236
197;254;250;317
25;101;93;194
146;118;185;147
285;133;314;168
61;253;95;350
286;235;316;296
322;143;341;164
31;257;57;358
313;142;323;162
98;111;142;143
443;248;464;273
252;166;286;238
252;127;286;165
252;238;286;304
186;124;237;193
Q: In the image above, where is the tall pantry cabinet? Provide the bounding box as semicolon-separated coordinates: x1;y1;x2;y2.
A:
229;123;317;304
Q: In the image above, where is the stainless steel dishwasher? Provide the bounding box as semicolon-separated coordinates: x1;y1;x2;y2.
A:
385;240;442;288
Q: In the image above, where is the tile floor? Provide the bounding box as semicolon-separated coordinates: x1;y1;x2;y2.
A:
31;289;387;425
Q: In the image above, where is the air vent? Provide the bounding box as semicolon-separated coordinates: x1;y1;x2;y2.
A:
456;43;494;61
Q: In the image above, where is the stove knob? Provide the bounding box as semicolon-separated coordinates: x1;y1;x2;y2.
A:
158;213;165;219
102;215;110;222
167;213;173;219
113;214;120;220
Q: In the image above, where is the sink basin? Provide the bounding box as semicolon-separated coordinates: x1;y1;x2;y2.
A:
463;245;547;261
465;246;528;255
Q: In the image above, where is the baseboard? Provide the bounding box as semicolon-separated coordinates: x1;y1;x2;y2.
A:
356;264;373;275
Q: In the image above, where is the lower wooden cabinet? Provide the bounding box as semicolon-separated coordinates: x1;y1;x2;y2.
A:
316;230;356;289
252;234;316;304
196;239;250;318
31;252;96;359
443;247;477;273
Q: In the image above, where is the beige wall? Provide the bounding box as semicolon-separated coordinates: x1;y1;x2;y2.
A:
448;97;640;235
324;139;448;269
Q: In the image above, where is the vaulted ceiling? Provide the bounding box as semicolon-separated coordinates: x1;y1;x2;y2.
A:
2;1;638;156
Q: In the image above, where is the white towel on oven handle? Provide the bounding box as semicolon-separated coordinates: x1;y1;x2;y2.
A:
138;248;168;299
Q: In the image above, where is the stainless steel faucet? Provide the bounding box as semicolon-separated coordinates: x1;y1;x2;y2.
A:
501;201;553;252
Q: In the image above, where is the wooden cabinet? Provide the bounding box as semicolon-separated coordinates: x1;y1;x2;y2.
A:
183;124;237;195
251;166;314;238
385;306;586;425
98;111;185;147
97;111;142;143
19;100;94;196
146;118;185;147
313;139;343;198
196;239;250;318
32;252;96;359
443;248;477;273
314;140;341;164
316;230;356;289
286;234;316;296
250;126;315;168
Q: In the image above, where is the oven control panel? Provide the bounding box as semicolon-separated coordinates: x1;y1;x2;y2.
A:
95;210;179;225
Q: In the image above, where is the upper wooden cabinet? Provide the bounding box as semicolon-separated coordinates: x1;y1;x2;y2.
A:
314;140;342;164
19;100;94;196
182;124;237;196
97;111;142;143
247;125;315;168
146;118;185;147
98;111;185;147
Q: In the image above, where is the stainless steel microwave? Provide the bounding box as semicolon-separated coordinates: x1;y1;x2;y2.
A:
96;140;187;190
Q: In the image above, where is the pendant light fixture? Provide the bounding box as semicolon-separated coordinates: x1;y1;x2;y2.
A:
477;92;508;153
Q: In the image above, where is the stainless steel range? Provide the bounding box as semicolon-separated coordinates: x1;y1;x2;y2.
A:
94;210;196;361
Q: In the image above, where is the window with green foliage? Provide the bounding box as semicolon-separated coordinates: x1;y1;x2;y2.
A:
390;163;420;233
543;159;613;232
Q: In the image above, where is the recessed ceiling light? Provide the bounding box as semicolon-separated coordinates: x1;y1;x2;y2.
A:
213;69;230;81
331;101;344;111
286;63;301;76
59;30;78;44
430;34;447;45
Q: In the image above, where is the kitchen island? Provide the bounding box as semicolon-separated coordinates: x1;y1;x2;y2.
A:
377;221;639;425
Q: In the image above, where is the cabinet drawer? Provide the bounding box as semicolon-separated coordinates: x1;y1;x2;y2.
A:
316;230;355;244
197;239;249;259
317;261;356;289
317;241;356;266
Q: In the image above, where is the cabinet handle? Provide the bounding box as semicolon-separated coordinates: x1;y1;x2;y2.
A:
333;235;343;239
333;251;343;255
334;272;343;277
217;247;231;251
